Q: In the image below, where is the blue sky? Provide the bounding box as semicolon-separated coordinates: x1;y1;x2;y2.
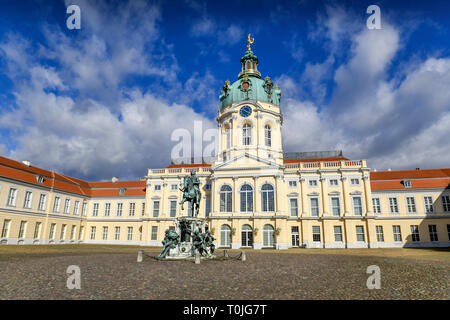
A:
0;0;449;180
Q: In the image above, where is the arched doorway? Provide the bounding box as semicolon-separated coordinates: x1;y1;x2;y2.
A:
220;224;231;247
241;224;253;247
263;224;275;247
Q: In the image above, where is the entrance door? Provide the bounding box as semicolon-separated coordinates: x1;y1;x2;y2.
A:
291;226;300;247
241;225;253;247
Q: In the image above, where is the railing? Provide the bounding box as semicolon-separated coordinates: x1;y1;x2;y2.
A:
151;160;365;175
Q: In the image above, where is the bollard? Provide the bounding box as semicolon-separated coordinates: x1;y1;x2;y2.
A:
224;250;229;258
137;249;143;262
195;252;201;264
241;251;246;261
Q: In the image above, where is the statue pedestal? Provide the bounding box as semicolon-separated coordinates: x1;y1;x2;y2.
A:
162;216;215;260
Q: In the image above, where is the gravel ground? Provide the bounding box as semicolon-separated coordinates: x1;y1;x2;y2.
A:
0;249;448;300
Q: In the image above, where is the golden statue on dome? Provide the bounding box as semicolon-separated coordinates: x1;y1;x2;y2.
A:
247;33;254;51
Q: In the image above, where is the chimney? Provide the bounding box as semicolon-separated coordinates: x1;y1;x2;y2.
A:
112;176;119;183
416;168;420;170
22;160;31;167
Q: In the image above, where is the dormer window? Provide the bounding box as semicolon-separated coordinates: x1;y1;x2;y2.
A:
403;180;411;188
119;188;126;195
36;175;44;183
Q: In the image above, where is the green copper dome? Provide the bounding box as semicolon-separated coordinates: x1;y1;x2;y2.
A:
219;45;281;110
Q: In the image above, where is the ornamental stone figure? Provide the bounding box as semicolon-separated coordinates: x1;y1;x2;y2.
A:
156;229;180;259
179;170;201;217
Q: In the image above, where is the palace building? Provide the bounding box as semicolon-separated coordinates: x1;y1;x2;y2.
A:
1;41;449;249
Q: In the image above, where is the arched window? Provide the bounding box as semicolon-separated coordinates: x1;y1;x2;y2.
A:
241;225;253;247
264;125;271;147
261;184;274;212
263;224;275;247
220;224;231;247
240;184;253;212
243;123;251;146
226;127;231;149
220;185;232;212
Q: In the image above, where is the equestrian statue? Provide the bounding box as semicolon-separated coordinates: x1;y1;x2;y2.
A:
179;170;201;217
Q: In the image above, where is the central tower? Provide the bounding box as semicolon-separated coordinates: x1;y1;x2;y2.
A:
216;35;283;166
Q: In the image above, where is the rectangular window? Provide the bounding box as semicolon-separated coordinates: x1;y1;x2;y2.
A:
204;184;211;190
171;184;178;191
38;194;47;211
350;178;360;185
49;223;56;239
309;180;318;187
442;196;450;212
70;225;76;240
129;203;136;216
331;197;340;216
82;202;87;216
151;226;158;241
389;197;399;214
18;221;27;238
334;226;343;242
372;198;381;214
153;201;160;217
114;227;120;240
104;203;111;216
447;224;450;241
23;191;33;209
64;199;71;214
60;224;66;240
7;188;18;206
428;225;438;242
73;200;80;215
53;196;61;212
406;197;416;214
116;203;123;216
352;197;362;216
127;227;133;241
424;196;433;213
102;227;108;240
1;220;11;238
34;222;41;239
78;226;84;240
289;198;298;217
90;226;96;240
288;181;297;188
204;196;211;217
393;225;402;242
329;179;338;186
310;198;319;217
154;185;161;191
376;226;384;242
410;225;420;242
169;200;177;217
92;203;99;217
356;226;365;242
141;202;145;216
312;226;321;242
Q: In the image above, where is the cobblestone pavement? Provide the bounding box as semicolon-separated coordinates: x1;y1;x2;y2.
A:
0;249;448;299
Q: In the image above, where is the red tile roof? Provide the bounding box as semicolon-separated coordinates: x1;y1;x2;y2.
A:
283;157;348;164
370;168;450;190
0;156;145;197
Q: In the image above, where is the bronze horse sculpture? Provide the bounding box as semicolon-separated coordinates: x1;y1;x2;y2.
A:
179;170;201;217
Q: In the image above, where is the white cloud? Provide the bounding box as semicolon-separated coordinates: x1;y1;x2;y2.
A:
282;7;450;171
191;17;215;37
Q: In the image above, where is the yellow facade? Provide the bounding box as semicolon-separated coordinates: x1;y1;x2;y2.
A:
1;46;449;249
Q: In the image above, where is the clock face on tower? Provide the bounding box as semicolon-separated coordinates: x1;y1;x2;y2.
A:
239;105;252;117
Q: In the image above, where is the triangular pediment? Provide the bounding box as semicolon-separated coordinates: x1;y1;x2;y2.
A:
212;153;281;171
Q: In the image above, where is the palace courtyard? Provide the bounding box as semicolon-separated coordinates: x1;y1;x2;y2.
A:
0;245;448;300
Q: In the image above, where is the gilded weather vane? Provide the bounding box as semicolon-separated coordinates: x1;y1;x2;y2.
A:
247;33;254;51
